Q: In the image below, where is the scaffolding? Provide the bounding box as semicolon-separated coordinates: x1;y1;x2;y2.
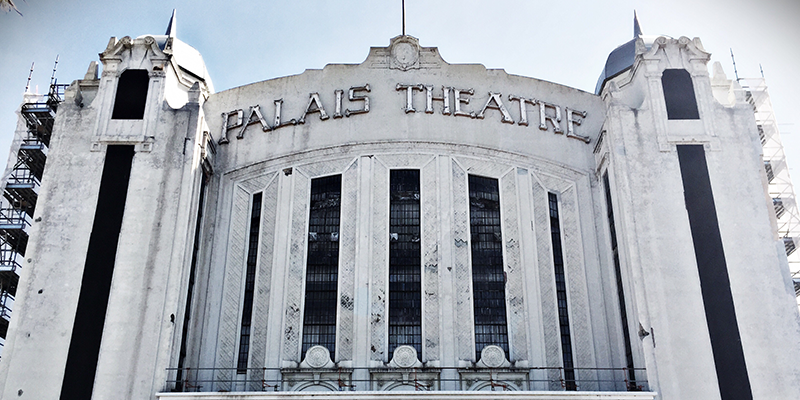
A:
739;78;800;299
0;81;64;347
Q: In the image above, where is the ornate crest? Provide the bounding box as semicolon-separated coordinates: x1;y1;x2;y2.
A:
389;36;421;71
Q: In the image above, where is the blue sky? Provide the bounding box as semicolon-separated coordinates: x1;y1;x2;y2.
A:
1;0;798;177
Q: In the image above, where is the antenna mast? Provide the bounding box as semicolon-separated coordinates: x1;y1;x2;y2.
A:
50;55;59;86
730;48;740;81
24;62;34;93
402;0;406;36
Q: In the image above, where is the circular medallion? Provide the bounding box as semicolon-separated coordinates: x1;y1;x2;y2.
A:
391;42;418;68
480;345;506;368
305;345;330;368
392;345;418;368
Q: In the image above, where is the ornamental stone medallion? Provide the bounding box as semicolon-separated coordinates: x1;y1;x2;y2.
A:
392;345;418;368
479;345;507;368
389;36;420;71
304;345;332;369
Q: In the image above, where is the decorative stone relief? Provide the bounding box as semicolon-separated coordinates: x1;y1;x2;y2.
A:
478;345;510;368
297;157;355;179
336;160;360;362
451;159;474;362
421;158;440;362
531;179;562;390
388;36;421;71
500;171;528;363
213;184;250;391
390;345;422;368
281;173;310;363
370;160;388;361
300;345;335;369
560;186;598;390
453;156;512;179
247;173;279;390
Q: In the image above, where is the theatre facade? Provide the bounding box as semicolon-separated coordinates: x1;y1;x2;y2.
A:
0;17;799;400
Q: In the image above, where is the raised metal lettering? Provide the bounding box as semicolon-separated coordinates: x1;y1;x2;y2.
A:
396;83;424;113
426;86;451;115
538;101;563;133
273;99;297;129
508;95;537;126
237;105;271;139
453;88;475;118
298;92;329;124
218;109;243;144
333;89;344;119
565;108;589;143
346;84;371;117
477;92;514;123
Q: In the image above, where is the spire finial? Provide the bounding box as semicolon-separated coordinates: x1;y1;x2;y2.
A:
634;10;642;38
166;9;177;38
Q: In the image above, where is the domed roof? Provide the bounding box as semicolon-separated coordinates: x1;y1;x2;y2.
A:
594;13;666;94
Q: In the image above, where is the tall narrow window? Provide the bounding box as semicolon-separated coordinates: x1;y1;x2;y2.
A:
176;169;209;390
111;70;149;119
603;174;637;390
388;170;422;359
237;192;262;373
468;175;508;359
662;69;699;120
302;175;342;358
549;192;576;390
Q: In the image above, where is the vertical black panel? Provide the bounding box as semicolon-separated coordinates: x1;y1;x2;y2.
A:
237;192;262;373
548;193;576;390
301;175;341;358
111;70;149;120
175;171;208;391
388;170;422;359
468;175;508;359
676;144;753;400
662;69;700;120
603;173;638;390
60;145;135;400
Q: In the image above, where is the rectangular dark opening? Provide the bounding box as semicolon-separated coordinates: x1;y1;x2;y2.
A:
662;69;700;120
676;144;752;400
60;145;135;400
111;70;149;120
468;175;509;360
603;173;637;390
388;170;422;360
236;192;262;373
301;175;342;359
175;170;209;390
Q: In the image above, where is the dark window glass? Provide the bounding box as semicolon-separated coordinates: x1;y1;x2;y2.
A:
388;170;422;360
468;175;508;359
237;192;262;373
176;171;209;389
662;69;700;120
302;175;342;359
603;174;637;390
111;70;149;119
549;193;576;390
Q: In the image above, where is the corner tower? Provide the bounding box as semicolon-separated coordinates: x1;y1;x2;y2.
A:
594;16;800;400
0;12;216;400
